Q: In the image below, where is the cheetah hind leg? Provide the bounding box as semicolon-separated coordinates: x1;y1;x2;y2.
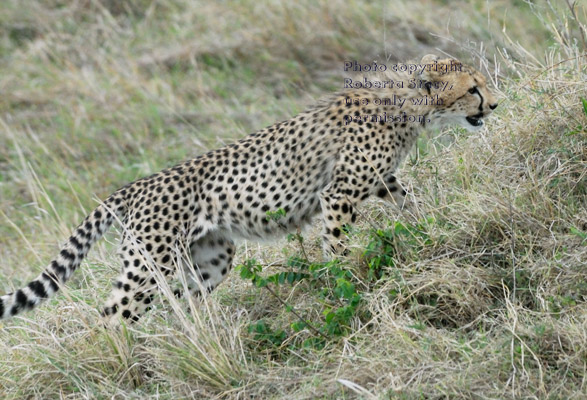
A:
101;231;235;326
101;239;175;326
177;230;236;299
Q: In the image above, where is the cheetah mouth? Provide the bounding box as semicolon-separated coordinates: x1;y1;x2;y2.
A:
466;116;484;127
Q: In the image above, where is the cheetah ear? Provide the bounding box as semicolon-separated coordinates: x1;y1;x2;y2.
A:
419;54;442;83
420;54;439;65
417;54;441;95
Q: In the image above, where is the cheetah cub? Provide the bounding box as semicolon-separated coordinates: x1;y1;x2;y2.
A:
0;55;497;323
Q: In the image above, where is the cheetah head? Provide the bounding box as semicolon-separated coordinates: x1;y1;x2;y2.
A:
419;54;498;132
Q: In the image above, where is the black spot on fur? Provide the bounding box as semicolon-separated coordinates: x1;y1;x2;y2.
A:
69;236;84;251
27;280;48;299
42;272;59;292
14;290;28;311
60;249;75;261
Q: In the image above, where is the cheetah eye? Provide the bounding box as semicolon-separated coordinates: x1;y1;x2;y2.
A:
468;86;478;95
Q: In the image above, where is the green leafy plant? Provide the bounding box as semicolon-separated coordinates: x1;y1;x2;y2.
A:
239;215;439;349
247;320;287;347
363;218;435;280
238;208;370;348
238;256;364;348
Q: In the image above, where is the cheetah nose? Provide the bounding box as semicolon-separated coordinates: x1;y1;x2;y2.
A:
489;103;498;110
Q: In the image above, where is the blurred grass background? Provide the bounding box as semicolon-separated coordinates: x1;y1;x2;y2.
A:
0;0;585;398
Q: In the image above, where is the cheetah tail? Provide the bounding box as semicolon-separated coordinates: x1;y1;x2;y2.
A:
0;193;127;320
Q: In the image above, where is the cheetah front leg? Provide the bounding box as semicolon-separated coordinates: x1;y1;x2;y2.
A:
320;188;357;257
319;157;374;257
320;150;406;257
375;174;408;208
